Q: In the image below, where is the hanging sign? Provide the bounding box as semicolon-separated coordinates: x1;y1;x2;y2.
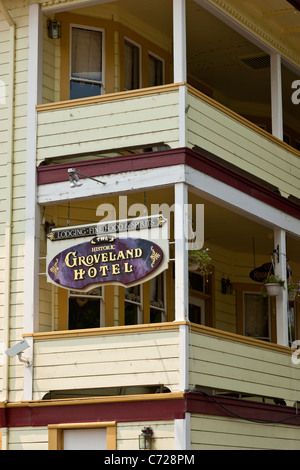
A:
249;263;273;282
249;262;290;283
47;215;169;291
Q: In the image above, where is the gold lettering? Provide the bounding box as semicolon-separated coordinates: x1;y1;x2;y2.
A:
112;264;121;275
74;268;85;280
134;248;142;258
88;266;97;278
65;251;77;268
124;262;134;273
117;251;125;260
99;265;109;277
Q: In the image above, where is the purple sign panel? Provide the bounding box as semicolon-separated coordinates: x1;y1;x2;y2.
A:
48;236;163;290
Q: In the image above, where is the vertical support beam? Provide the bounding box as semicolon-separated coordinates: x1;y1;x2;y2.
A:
274;228;288;346
174;414;191;450
174;182;189;322
178;84;187;147
23;3;42;400
270;53;283;141
173;0;187;83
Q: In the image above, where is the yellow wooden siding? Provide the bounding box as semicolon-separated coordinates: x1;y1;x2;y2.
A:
42;18;60;104
32;329;180;400
0;15;10;401
7;426;48;451
189;328;300;404
36;88;180;163
0;5;29;403
117;421;174;450
5;420;173;450
187;88;300;200
191;414;300;450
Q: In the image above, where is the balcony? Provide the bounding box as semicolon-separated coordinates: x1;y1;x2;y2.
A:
37;84;300;201
24;322;300;406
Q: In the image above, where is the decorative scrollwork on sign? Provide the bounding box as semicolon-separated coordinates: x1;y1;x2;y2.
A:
50;258;59;279
150;246;160;268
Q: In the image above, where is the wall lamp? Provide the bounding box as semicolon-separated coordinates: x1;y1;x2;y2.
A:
68;168;106;188
139;427;153;450
47;19;61;39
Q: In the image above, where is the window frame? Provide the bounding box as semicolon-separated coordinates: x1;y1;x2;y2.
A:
123;37;142;91
68;287;105;330
124;284;143;325
149;272;167;323
243;290;271;341
69;23;106;98
48;422;117;450
235;283;276;342
148;51;165;87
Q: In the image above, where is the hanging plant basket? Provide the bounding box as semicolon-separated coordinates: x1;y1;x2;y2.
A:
288;282;300;302
188;248;212;275
264;283;283;297
263;274;285;297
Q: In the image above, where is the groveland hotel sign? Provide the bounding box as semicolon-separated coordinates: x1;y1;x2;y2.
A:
46;215;169;291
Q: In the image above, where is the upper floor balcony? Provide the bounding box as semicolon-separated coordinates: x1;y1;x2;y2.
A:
34;0;300;201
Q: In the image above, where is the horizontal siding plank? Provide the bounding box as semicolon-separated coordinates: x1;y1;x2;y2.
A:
187;93;300;198
191;415;300;450
190;331;300;401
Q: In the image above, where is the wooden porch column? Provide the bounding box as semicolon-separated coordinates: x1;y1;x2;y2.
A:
23;3;43;400
174;183;189;322
173;0;187;83
274;228;289;346
270;53;283;141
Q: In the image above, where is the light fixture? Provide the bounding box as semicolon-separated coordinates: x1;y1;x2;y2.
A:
221;277;232;295
47;19;61;39
68;168;106;188
139;427;153;450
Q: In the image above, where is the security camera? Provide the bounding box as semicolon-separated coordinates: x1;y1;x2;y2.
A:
5;340;32;366
5;340;29;357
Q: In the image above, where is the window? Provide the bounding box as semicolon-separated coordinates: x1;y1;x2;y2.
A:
148;53;164;87
150;274;166;323
70;26;104;99
235;284;273;342
48;422;117;450
189;296;205;325
124;39;141;90
124;285;142;324
243;292;270;341
68;287;104;330
188;269;214;326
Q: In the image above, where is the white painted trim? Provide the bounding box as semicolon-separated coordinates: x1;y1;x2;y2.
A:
179;324;189;391
174;413;191;450
186;167;300;237
274;229;288;346
179;84;187;147
24;4;42;342
174;183;189;322
271;53;283;141
173;0;187;83
37;164;300;237
41;0;117;14
23;336;34;401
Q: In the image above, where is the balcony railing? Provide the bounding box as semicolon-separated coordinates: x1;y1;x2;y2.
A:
24;322;300;405
36;84;300;202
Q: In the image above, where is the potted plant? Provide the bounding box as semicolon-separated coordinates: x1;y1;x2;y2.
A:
188;248;212;275
263;274;285;297
288;282;300;301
